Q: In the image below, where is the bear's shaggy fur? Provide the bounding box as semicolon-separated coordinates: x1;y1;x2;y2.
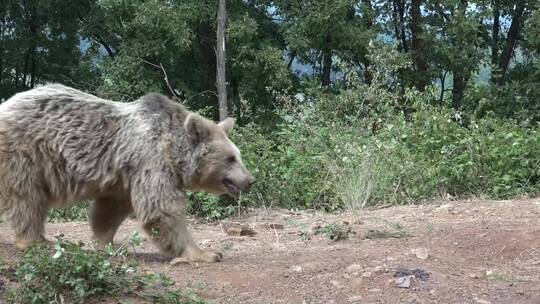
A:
0;84;254;262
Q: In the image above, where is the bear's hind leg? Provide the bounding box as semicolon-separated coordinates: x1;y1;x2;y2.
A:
89;195;133;245
10;200;50;251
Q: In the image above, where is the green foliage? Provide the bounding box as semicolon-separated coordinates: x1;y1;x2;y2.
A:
2;236;206;304
188;192;240;221
47;201;90;222
313;222;352;241
217;87;540;213
1;0;540;219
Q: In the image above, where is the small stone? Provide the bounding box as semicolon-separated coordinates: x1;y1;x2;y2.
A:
330;280;342;288
368;288;381;293
412;248;429;260
475;299;492;304
362;271;372;278
395;275;414;288
225;227;242;236
469;273;479;279
437;204;452;210
348;295;363;302
223;222;256;236
291;265;303;272
345;264;363;274
373;265;385;274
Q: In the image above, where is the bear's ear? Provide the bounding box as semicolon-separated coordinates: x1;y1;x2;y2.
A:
184;113;210;145
218;117;235;135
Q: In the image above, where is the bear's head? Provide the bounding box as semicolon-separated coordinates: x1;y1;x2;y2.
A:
183;113;255;198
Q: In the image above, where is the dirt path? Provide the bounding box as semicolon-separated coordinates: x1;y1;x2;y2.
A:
1;198;540;304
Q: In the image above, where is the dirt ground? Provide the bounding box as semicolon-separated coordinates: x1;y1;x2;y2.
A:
1;198;540;304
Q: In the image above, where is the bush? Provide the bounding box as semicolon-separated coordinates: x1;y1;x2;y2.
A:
1;236;206;304
203;93;540;214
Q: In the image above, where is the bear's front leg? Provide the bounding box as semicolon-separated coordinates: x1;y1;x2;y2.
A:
132;171;222;263
143;214;222;263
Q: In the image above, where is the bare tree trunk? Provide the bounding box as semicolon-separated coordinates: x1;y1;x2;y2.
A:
22;47;31;87
286;50;296;70
321;33;332;87
397;0;408;53
496;1;526;84
30;50;36;88
0;12;4;85
439;71;447;103
216;0;228;121
410;0;430;91
452;71;467;110
491;0;500;67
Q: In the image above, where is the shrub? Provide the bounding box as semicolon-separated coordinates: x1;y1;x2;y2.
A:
2;236;206;304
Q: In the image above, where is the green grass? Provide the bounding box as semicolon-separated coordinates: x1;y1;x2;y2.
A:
48;201;90;222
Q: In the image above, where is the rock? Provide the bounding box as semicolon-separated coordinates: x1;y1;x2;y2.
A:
345;264;363;274
475;299;492;304
225;227;242;236
395;275;414;288
330;280;342;288
348;295;363;302
393;267;429;281
223;223;256;237
412;248;429;260
291;265;303;272
437;204;452;210
373;265;389;274
361;271;372;278
469;273;479;279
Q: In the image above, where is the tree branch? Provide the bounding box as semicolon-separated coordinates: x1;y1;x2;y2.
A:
139;58;183;103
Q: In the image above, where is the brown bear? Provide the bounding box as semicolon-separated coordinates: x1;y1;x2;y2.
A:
0;84;254;262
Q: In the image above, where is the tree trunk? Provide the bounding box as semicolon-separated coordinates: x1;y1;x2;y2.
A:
321;33;332;87
397;0;408;53
410;0;429;91
439;71;447;103
0;14;3;85
22;47;31;87
491;0;500;67
30;49;36;88
496;1;526;84
287;50;296;70
361;0;374;28
391;1;402;52
452;71;467;110
216;0;228;121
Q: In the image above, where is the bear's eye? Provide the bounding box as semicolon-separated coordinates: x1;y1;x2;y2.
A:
226;156;236;163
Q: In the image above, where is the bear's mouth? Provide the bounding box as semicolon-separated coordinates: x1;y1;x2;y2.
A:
223;178;241;196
